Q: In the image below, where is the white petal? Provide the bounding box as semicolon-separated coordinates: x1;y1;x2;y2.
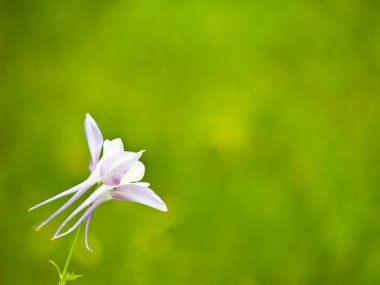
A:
103;138;124;157
120;161;145;184
31;175;99;230
112;184;168;211
54;192;112;239
100;151;143;186
84;212;94;251
84;114;104;173
133;182;150;187
53;184;112;236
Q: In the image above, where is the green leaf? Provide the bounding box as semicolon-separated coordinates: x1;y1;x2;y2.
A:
48;260;62;278
65;272;83;281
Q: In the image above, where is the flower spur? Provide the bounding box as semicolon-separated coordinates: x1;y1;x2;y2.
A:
30;114;167;250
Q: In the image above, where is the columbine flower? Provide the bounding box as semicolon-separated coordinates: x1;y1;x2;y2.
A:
30;114;167;250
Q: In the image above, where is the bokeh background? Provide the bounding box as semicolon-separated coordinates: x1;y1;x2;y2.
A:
1;0;379;284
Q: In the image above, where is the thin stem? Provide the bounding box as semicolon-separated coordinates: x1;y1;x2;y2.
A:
59;225;81;285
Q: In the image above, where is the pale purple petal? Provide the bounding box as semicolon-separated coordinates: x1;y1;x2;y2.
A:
133;182;150;187
112;184;168;211
120;161;145;184
54;193;111;240
29;181;84;211
85;114;104;173
100;151;144;186
33;176;98;230
54;205;94;239
37;189;87;230
54;185;111;236
84;212;94;251
103;139;124;156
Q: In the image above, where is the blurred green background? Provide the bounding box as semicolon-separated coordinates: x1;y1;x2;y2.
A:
1;0;379;284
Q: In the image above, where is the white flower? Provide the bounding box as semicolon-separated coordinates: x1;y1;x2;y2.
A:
30;114;167;250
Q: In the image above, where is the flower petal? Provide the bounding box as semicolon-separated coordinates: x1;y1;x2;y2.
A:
54;193;111;240
112;184;168;211
103;138;124;157
100;151;144;186
85;114;104;173
133;182;150;187
29;181;85;211
84;212;94;251
32;176;98;230
53;184;112;236
120;161;145;184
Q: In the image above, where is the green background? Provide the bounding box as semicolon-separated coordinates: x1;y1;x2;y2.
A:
1;0;379;284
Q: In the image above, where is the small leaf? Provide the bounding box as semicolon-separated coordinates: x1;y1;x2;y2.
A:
48;260;62;278
65;272;83;281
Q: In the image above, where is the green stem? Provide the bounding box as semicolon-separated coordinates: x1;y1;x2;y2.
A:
59;225;81;285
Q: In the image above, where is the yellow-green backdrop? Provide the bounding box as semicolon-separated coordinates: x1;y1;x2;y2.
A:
1;0;379;284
